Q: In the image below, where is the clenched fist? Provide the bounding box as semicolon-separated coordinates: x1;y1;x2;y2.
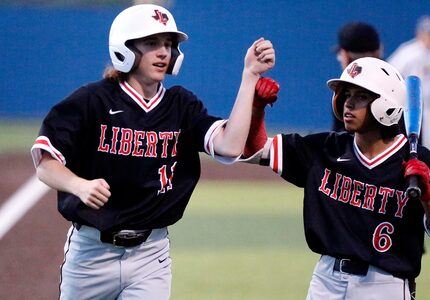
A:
254;77;280;109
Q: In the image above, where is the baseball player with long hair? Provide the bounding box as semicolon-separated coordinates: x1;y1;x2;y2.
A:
244;58;430;299
30;4;275;299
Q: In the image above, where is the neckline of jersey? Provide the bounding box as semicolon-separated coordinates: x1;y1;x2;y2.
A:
119;81;166;113
353;134;407;169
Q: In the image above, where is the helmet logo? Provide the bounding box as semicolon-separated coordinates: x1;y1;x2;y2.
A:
347;63;362;78
152;10;169;25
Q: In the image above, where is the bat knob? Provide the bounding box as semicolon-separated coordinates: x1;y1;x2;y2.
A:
407;186;421;200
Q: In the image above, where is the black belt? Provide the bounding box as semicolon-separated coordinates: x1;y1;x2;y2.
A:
73;223;152;248
100;229;152;247
333;258;369;276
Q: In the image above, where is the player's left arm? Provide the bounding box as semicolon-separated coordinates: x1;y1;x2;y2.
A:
242;77;279;160
403;159;430;230
212;38;275;157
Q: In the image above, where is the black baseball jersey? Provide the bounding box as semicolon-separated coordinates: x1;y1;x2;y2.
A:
31;78;224;232
268;131;430;279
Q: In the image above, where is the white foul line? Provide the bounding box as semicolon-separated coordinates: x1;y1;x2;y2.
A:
0;174;50;240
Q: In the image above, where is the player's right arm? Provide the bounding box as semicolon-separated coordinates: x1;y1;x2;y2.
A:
36;151;111;210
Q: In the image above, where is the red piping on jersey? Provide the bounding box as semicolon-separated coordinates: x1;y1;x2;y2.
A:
34;137;64;163
120;81;165;112
272;135;280;174
355;134;407;168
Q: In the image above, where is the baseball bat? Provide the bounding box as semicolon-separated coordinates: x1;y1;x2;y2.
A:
404;75;423;200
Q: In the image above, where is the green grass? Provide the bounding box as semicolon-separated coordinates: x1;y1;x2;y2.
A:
169;181;430;300
169;182;315;300
0;119;41;154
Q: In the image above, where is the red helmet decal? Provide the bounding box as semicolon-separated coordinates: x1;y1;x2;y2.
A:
347;63;362;78
152;10;169;25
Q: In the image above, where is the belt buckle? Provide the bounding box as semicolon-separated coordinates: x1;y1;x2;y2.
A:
339;258;350;273
112;230;142;247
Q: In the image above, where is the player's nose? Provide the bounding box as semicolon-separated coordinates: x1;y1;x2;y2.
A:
344;97;354;109
156;45;170;57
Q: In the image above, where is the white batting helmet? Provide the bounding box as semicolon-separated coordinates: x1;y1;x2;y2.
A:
109;4;188;75
327;57;406;126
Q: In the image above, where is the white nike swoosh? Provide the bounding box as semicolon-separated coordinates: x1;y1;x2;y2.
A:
109;109;124;115
337;157;350;162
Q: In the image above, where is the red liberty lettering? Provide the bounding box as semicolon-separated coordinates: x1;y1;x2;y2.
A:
118;128;133;155
98;125;109;152
338;177;352;203
145;131;158;157
159;132;173;158
110;127;120;154
395;190;409;218
330;173;342;200
171;131;180;157
132;130;145;157
350;180;364;207
362;184;377;211
378;187;394;214
318;168;331;196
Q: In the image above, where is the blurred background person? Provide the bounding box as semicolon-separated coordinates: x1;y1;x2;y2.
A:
388;15;430;148
331;22;383;131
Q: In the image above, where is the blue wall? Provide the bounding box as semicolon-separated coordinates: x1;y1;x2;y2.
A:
1;1;429;132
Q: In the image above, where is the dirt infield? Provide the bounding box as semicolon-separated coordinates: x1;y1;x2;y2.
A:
0;153;282;300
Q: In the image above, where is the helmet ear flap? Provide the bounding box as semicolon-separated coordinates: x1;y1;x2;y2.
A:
167;43;184;76
332;84;346;121
124;40;142;73
109;44;136;73
370;96;404;126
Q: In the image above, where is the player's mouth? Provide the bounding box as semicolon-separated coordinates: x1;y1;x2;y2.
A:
153;62;167;71
343;112;354;121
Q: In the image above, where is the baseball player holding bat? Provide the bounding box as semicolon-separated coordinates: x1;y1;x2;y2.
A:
30;4;275;299
244;57;430;299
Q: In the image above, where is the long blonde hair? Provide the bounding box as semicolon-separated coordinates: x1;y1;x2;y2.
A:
103;65;129;82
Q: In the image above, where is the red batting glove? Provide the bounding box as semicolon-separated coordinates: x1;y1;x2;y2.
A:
254;77;280;109
403;159;430;202
243;77;280;158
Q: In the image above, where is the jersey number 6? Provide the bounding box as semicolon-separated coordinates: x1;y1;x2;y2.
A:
372;222;394;252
